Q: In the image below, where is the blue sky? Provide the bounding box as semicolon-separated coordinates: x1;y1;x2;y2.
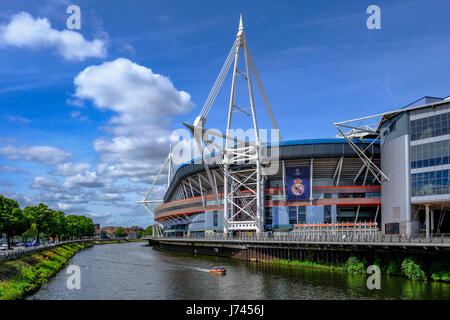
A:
0;0;449;227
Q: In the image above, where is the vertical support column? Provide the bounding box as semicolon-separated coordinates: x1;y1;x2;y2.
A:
425;204;430;239
223;173;229;236
310;159;314;203
282;160;287;202
243;36;262;235
431;210;434;235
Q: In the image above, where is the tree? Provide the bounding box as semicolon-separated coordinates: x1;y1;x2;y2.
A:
79;216;95;238
142;225;153;236
47;210;66;242
65;215;95;239
65;215;83;240
115;228;127;238
21;223;38;242
0;195;29;249
24;203;54;241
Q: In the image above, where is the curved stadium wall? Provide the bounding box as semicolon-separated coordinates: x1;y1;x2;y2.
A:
154;139;381;236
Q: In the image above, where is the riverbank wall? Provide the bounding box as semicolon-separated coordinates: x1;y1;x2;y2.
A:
0;241;94;300
151;238;450;282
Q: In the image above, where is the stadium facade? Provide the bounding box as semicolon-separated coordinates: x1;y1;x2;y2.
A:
154;139;381;237
142;17;450;239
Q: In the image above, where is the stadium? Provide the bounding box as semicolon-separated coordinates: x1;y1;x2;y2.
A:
153;139;381;237
142;17;450;239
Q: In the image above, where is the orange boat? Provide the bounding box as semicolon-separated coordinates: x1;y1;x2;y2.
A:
209;267;226;274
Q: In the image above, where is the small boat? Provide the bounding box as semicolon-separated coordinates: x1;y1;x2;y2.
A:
209;267;226;274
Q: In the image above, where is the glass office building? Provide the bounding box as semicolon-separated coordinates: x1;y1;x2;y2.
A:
381;97;450;236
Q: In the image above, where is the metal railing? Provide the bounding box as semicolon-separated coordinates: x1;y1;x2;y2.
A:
0;239;91;263
148;232;450;245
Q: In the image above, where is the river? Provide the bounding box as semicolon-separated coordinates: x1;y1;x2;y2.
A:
28;242;450;300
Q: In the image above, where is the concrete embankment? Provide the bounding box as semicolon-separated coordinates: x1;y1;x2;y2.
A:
150;238;450;282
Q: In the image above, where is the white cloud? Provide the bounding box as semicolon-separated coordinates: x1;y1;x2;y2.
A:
30;176;61;191
70;111;88;121
0;145;71;165
0;165;23;174
55;203;87;213
62;171;111;188
6;115;30;123
66;98;84;107
73;58;194;182
0;12;107;61
50;162;91;176
89;212;112;218
0;191;37;208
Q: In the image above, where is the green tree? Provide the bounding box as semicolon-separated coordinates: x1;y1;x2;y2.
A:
142;225;153;236
115;228;127;238
79;216;95;238
23;203;54;241
21;223;38;242
65;215;82;239
47;210;67;242
0;195;30;249
65;215;95;239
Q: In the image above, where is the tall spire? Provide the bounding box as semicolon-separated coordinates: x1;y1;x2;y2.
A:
238;14;244;36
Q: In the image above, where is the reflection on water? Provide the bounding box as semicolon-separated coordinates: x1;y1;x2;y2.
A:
29;242;450;300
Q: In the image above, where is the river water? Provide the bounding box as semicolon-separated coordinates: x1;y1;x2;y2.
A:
29;242;450;300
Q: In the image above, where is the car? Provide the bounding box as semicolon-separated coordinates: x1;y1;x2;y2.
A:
16;242;24;247
32;242;40;246
25;243;32;248
0;244;8;251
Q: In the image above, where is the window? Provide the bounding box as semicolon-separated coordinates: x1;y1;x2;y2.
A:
410;140;450;169
388;120;397;133
324;205;332;223
297;206;306;224
411;111;450;141
213;211;218;226
412;169;450;196
265;208;272;225
289;207;297;225
385;223;399;235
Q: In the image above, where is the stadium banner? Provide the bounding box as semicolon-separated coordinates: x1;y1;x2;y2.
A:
285;166;311;200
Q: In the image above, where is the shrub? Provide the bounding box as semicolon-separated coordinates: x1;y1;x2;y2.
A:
401;258;427;281
346;256;365;275
430;259;450;282
431;272;450;282
386;259;401;276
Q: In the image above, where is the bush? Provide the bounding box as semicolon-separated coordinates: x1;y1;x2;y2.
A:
401;258;427;281
386;259;402;276
431;272;450;282
430;259;450;282
346;256;365;275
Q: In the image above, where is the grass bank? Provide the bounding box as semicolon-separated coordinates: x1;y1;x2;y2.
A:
0;241;94;300
261;258;345;272
260;255;450;282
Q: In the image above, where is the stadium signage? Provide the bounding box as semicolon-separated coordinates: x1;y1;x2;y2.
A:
285;166;310;200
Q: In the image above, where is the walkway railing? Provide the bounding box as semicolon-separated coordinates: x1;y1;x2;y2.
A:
147;232;450;246
0;239;91;263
